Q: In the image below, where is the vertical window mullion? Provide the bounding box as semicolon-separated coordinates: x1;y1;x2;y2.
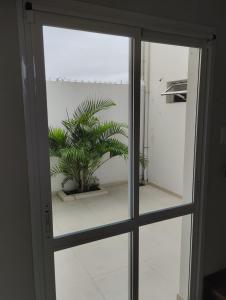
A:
189;45;209;300
129;33;141;300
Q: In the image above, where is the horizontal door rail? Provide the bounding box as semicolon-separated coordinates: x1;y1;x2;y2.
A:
138;203;194;227
52;219;135;251
52;202;194;251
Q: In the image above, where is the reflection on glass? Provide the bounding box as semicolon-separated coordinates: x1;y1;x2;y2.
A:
54;234;128;300
139;216;192;300
42;26;131;235
139;41;200;214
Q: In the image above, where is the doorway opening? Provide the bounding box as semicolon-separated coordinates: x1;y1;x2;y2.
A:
41;25;200;300
22;9;212;300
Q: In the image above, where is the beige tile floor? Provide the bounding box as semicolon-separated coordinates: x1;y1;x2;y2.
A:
52;184;185;300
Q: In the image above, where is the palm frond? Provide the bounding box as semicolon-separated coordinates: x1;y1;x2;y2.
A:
93;121;128;139
60;147;89;165
96;138;128;159
48;127;67;156
73;98;115;121
50;164;63;176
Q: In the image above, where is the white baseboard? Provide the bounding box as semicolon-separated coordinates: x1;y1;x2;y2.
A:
148;182;182;199
177;294;184;300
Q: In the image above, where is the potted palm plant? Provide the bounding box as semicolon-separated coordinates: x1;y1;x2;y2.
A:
49;98;147;201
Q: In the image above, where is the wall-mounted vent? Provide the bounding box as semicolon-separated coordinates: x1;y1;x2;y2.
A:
161;80;187;103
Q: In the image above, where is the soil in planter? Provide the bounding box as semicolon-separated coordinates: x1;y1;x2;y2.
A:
64;185;100;195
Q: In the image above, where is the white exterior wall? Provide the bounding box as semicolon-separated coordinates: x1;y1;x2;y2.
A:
46;81;129;191
47;44;189;194
147;43;189;195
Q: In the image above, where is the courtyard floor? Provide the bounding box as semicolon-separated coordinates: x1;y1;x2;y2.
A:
52;184;183;300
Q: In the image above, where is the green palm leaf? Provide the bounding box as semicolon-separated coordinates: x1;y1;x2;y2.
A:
93;121;128;139
48;127;67;156
73;98;115;121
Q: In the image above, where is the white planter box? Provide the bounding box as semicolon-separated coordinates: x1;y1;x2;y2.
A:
58;188;108;202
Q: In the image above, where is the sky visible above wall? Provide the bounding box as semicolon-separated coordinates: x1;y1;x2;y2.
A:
43;26;129;83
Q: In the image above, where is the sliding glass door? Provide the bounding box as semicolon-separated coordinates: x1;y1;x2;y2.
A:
25;9;210;300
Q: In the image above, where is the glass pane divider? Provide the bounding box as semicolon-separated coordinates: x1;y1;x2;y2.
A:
138;203;195;227
129;33;141;300
129;228;139;300
52;219;135;251
51;202;194;252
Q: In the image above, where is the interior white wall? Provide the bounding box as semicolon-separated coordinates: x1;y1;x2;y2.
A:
147;43;189;195
3;1;226;300
0;1;35;300
46;81;129;191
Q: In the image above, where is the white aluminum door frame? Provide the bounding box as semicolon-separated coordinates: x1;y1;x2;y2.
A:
17;1;216;299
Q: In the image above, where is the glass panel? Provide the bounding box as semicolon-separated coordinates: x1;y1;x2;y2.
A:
54;234;128;300
139;215;192;300
42;26;131;235
140;41;200;214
